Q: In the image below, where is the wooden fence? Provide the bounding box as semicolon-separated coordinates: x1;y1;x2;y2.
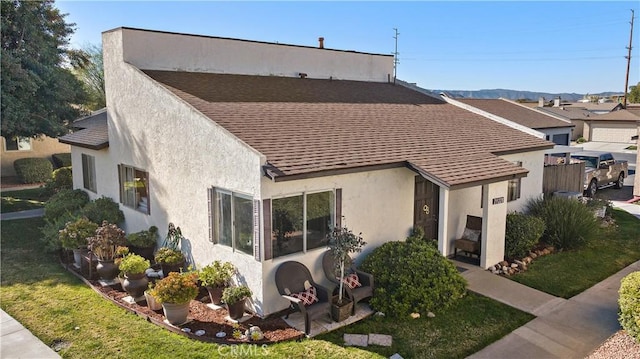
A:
542;162;585;196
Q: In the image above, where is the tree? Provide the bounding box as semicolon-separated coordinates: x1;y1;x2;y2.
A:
1;0;86;140
628;82;640;104
72;43;105;111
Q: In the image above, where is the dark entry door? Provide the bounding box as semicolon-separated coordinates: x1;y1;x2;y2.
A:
414;176;439;240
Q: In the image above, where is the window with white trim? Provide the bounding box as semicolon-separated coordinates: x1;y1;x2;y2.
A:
507;161;522;202
271;190;335;258
118;164;149;214
212;189;254;255
82;154;97;192
4;136;31;151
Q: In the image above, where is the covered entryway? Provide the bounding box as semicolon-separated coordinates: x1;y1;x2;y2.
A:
414;176;439;240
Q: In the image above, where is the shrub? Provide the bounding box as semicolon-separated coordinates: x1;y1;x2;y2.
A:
619;272;640;342
13;158;53;183
119;254;150;275
150;271;199;304
41;212;77;251
87;221;126;261
576;137;586;144
525;196;599;250
44;166;73;194
44;189;89;222
505;213;545;259
127;226;158;248
154;247;185;265
361;236;467;317
51;153;72;168
222;285;252;304
81;196;124;224
199;261;235;288
58;217;98;250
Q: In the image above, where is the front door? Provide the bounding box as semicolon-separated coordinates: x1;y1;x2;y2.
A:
414;176;439;240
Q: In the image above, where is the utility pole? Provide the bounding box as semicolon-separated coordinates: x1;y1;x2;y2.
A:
393;28;400;84
623;9;634;108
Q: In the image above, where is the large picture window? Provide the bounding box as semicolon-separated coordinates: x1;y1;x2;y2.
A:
82;154;97;192
272;190;334;258
213;189;254;255
507;161;522;202
118;164;149;214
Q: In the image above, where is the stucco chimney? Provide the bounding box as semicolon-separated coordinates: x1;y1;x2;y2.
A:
318;37;324;49
553;96;561;107
538;97;545;107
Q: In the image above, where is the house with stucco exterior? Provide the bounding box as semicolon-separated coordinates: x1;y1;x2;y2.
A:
1;135;70;177
60;27;554;317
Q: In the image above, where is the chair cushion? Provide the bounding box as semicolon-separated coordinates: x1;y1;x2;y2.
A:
290;286;319;306
462;228;481;242
343;273;362;289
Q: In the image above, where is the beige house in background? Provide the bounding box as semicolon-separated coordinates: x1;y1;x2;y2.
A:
1;135;70;177
61;27;554;317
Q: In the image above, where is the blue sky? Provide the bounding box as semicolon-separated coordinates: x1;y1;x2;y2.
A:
57;1;639;94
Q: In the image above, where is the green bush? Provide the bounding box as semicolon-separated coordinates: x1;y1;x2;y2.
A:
619;272;640;342
44;189;89;222
576;137;586;144
525;197;599;250
81;196;124;225
127;226;158;248
505;213;545;259
44;166;73;194
13;158;53;183
51;153;72;168
41;212;78;251
58;217;98;249
119;254;150;275
361;237;467;318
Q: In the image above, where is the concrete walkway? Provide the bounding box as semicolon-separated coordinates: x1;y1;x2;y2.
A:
0;208;45;221
462;260;640;359
1;309;60;358
611;200;640;220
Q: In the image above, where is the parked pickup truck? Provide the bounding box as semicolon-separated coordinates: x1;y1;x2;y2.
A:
570;152;628;197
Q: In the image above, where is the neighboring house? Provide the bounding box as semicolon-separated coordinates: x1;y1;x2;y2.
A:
537;106;593;141
449;98;574;146
60;27;553;317
580;110;640;143
1;135;70;177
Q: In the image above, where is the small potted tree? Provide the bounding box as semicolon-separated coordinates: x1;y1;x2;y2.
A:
58;217;98;268
126;226;158;261
154;247;186;275
150;271;199;325
88;221;127;281
327;225;366;322
222;285;252;320
199;261;235;305
119;254;150;298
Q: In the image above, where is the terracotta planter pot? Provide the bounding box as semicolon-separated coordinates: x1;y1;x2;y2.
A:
122;272;148;298
227;300;246;320
162;302;190;325
96;259;119;281
145;291;163;311
331;299;353;322
205;285;225;305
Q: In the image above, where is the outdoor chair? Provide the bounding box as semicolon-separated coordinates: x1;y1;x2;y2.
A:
453;215;482;258
275;261;331;335
322;250;374;315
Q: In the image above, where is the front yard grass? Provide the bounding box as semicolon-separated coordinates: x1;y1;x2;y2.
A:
1;217;533;358
0;188;49;213
511;209;640;298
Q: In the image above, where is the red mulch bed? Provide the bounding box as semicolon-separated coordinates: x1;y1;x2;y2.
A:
64;260;304;345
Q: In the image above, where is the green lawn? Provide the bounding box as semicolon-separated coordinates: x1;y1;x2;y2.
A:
511;209;640;298
1;188;49;213
1;218;532;358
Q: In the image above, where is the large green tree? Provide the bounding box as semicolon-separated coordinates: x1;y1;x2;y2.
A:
628;82;640;104
1;0;86;140
72;43;105;111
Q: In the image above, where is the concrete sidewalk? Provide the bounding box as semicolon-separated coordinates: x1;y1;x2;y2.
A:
611;200;640;220
1;309;60;358
0;208;44;221
464;260;640;359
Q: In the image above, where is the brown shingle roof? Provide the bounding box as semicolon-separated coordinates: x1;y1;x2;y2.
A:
144;70;552;188
456;99;573;130
59;110;109;150
588;109;640;122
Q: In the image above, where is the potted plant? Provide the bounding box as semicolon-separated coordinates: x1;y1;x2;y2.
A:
119;254;150;298
144;282;162;311
150;271;199;325
222;285;252;320
126;226;158;261
88;221;127;281
154;247;186;275
327;225;366;322
199;261;235;305
58;217;98;268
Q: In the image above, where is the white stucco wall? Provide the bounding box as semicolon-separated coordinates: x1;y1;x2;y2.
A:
260;167;415;315
102;30;268;313
444;186;483;257
481;181;508;268
501;150;546;213
116;28;394;82
70;147;112;201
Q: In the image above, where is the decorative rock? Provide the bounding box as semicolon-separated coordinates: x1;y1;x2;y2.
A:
491;267;499;274
375;311;385;317
524;256;532;264
499;261;508;267
502;266;508;272
245;326;264;341
427;312;435;318
368;333;393;347
390;354;404;359
410;312;420;319
510;263;518;268
530;252;538;259
195;330;205;336
181;328;191;333
542;249;550;255
344;333;369;347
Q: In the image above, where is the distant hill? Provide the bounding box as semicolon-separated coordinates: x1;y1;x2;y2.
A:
429;89;619;102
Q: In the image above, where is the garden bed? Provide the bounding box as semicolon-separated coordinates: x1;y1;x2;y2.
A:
64;262;304;345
